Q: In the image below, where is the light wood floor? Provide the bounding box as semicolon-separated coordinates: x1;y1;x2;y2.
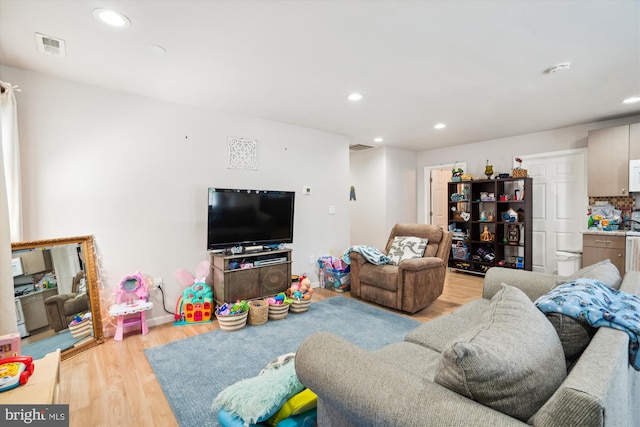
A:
59;271;483;427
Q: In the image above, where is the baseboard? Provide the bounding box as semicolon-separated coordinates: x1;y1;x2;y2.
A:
103;313;176;338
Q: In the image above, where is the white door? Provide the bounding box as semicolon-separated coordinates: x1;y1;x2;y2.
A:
430;169;451;229
424;163;465;227
521;149;587;273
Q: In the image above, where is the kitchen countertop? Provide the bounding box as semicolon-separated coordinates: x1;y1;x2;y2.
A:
15;287;58;299
582;229;630;237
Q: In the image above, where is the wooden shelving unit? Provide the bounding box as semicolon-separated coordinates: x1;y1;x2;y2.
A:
448;177;532;275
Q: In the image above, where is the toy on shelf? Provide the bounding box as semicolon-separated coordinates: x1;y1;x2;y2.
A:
108;272;153;341
0;356;34;392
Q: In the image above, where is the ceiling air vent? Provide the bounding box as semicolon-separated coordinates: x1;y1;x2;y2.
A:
35;33;66;57
349;144;374;151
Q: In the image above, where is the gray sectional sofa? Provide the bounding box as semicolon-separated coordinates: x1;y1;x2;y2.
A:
295;262;640;426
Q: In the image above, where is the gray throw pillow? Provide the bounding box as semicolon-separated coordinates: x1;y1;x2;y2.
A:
545;312;596;360
434;284;567;421
566;259;622;289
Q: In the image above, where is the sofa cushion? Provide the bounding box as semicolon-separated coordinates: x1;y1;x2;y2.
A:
434;284;567;422
566;259;622;289
405;300;489;352
544;312;596;360
360;264;398;291
387;236;428;265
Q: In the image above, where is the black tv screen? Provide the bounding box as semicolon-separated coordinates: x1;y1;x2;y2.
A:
207;188;295;251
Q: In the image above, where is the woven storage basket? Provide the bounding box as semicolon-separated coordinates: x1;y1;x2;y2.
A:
216;311;248;332
512;168;528;178
268;303;290;320
248;300;269;326
290;299;311;313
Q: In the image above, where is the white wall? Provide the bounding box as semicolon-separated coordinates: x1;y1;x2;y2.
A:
1;65;351;327
416;114;640;222
349;147;386;248
349;146;416;250
385;147;417;232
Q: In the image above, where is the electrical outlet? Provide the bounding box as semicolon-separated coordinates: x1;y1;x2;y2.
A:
309;255;315;264
328;205;336;214
153;277;163;289
303;186;311;195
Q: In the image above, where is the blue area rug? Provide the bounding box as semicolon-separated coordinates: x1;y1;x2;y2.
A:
145;295;420;427
21;330;84;360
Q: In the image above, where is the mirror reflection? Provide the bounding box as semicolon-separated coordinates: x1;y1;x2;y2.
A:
11;235;105;360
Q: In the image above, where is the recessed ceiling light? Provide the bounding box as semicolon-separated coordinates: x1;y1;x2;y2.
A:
93;8;131;28
148;45;166;55
374;137;384;143
545;62;571;74
434;123;446;129
622;96;640;104
347;93;363;102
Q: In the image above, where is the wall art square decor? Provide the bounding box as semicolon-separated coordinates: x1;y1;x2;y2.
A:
227;137;257;170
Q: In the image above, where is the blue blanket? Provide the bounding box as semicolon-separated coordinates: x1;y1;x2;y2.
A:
535;278;640;370
342;245;391;265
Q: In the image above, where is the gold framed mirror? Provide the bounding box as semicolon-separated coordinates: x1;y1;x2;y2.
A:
11;235;105;360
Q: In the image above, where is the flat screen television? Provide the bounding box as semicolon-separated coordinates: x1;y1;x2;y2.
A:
207;188;295;251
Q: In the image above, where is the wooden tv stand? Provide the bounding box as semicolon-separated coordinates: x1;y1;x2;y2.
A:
206;249;292;305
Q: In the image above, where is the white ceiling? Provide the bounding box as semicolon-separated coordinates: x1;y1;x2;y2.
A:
1;0;639;151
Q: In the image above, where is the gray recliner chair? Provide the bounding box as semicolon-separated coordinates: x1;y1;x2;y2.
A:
44;271;89;332
349;223;452;313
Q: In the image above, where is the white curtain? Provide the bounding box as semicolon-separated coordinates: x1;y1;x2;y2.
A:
1;81;22;241
0;81;21;335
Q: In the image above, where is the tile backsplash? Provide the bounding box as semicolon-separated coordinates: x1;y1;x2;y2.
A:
589;196;635;210
589;195;636;225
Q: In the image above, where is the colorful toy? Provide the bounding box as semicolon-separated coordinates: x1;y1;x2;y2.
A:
174;261;214;325
267;292;292;305
109;272;153;341
175;282;214;324
0;333;21;359
216;300;249;316
0;356;34;392
286;275;313;301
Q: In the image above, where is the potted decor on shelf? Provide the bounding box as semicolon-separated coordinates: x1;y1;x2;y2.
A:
451;163;463;182
512;157;528;177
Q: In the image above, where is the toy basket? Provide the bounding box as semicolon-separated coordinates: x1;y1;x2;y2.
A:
290;298;311;313
452;244;469;260
216;311;248;332
512;168;528;178
268;303;290;320
247;300;269;326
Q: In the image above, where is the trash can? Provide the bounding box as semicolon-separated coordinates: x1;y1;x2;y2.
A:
556;250;582;276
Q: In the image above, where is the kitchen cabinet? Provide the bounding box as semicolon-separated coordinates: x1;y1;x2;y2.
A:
582;234;625;276
21;288;58;333
587;124;636;197
630;123;640;160
18;249;52;275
